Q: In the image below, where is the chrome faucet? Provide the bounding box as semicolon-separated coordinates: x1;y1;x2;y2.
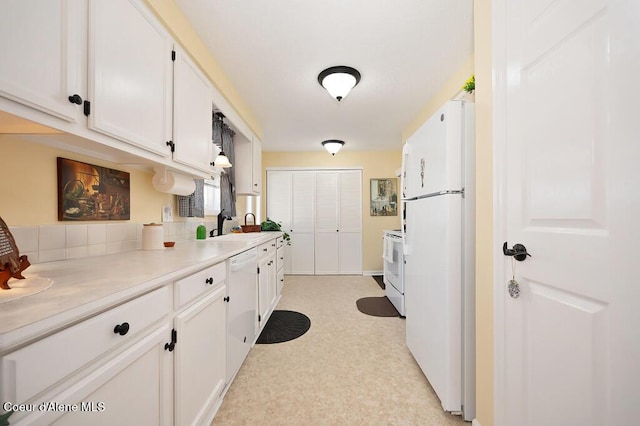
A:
212;209;232;237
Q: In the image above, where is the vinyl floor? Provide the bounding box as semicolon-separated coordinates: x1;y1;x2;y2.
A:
211;275;468;426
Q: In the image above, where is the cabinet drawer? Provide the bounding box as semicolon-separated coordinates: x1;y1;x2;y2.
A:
276;246;285;271
276;237;284;249
1;286;171;404
175;261;226;309
258;240;276;258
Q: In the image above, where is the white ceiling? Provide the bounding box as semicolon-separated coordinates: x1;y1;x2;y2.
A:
174;0;474;153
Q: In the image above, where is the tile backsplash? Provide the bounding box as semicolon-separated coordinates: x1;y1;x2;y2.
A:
9;221;217;264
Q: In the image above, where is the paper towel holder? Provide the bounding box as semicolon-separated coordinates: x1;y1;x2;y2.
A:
152;166;196;196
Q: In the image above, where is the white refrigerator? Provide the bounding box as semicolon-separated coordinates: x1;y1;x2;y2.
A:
402;100;475;421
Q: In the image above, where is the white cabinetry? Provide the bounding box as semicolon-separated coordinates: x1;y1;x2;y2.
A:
173;262;226;426
171;47;213;173
88;0;173;157
0;286;173;425
257;240;277;329
235;136;262;195
0;0;218;177
266;170;315;274
45;325;173;426
0;0;86;123
276;237;285;297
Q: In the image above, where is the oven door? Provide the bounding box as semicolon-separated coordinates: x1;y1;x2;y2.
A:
383;234;403;293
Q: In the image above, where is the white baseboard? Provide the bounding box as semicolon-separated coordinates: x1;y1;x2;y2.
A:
363;270;383;276
472;419;482;426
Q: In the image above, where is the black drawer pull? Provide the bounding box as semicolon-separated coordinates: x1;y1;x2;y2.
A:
205;277;214;285
113;322;130;336
224;296;230;302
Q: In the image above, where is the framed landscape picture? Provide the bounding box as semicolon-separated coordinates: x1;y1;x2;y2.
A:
57;158;130;221
370;178;398;216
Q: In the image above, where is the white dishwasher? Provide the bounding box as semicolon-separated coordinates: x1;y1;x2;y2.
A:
226;247;258;384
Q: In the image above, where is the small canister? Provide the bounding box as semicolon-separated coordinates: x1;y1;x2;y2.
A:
142;223;164;250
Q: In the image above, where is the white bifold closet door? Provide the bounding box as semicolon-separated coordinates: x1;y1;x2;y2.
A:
315;170;362;275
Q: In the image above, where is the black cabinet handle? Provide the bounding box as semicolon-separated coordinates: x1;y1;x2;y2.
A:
68;94;82;105
113;322;130;336
224;296;230;302
205;277;213;285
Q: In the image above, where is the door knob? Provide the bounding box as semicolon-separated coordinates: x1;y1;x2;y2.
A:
502;242;531;261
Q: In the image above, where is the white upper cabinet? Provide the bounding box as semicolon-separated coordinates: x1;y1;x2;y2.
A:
235;136;262;195
0;0;86;123
172;47;213;173
88;0;173;157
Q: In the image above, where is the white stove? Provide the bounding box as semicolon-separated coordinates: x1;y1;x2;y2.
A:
383;229;405;316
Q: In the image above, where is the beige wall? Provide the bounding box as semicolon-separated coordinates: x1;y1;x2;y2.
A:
262;151;402;273
474;0;494;424
0;135;174;226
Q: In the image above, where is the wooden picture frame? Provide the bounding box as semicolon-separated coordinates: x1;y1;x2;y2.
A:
57;157;130;221
370;178;398;216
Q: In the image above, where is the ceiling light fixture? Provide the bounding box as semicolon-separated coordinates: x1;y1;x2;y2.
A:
318;66;361;102
213;112;232;168
322;139;345;156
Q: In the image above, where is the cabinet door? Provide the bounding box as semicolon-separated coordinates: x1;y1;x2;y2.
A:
172;47;213;173
257;256;270;327
174;286;226;426
88;0;172;157
268;255;277;309
235;137;261;195
252;138;262;193
21;325;173;426
0;0;85;123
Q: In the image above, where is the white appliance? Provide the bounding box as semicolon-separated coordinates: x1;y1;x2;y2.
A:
402;100;475;421
383;229;405;316
226;248;258;384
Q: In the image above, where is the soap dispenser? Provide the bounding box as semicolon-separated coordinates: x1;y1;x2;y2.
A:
196;223;207;240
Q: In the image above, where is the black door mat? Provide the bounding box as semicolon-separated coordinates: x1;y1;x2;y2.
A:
372;275;385;290
356;296;399;317
256;310;311;344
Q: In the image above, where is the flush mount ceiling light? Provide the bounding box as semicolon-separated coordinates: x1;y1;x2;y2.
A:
322;140;345;156
318;66;361;102
213;112;232;168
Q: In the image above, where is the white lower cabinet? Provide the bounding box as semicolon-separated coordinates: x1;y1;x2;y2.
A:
2;322;174;426
174;285;226;426
257;241;277;329
50;324;173;426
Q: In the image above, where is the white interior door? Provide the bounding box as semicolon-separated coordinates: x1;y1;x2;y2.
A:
495;0;640;425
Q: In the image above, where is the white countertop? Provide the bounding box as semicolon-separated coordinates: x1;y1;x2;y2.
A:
0;232;280;353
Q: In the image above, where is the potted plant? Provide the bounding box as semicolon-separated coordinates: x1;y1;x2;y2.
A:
260;218;291;245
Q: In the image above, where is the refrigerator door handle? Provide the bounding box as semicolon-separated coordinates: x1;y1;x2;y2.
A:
404;189;464;201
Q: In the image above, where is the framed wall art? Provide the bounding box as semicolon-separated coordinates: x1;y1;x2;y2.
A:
57;157;130;221
370;178;398;216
